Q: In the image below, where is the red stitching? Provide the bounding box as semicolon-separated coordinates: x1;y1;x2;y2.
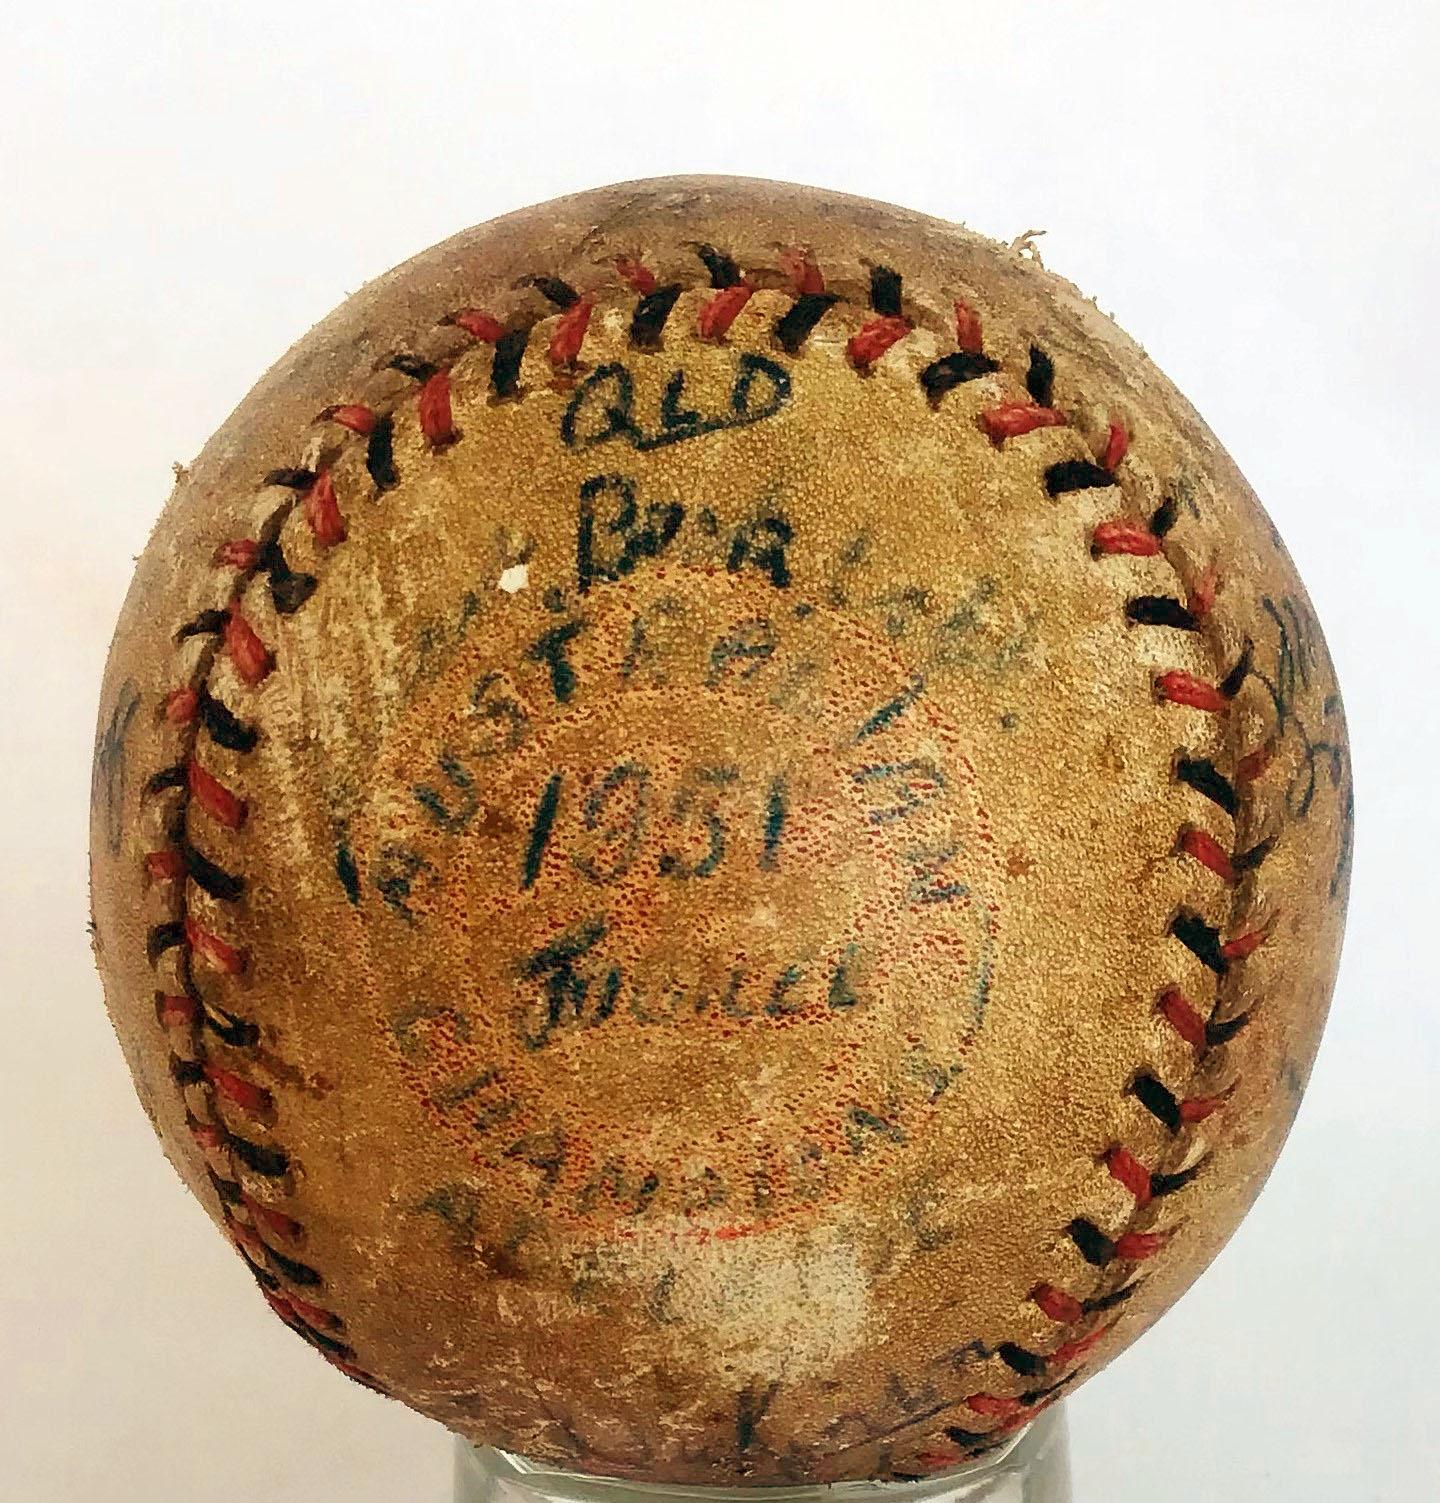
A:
266;1287;343;1332
301;469;346;547
1178;1089;1231;1124
966;1393;1026;1420
1030;1282;1084;1323
284;1291;344;1331
145;849;186;882
158;991;200;1027
1156;670;1230;712
1007;377;1267;1434
549;297;594;369
847;313;911;368
1104;1145;1154;1208
1179;827;1236;883
163;687;200;723
1099;417;1129;473
615;256;658;295
1189;564;1220;620
1237;742;1275;782
1049;1323;1112;1366
188;760;246;829
229;1215;267;1260
447;309;507;343
1112;1228;1170;1261
214;538;262;570
980;401;1067;443
204;1062;272;1114
954;299;985;354
1221;921;1272;961
187;1118;227;1152
137;255;1278;1434
318;402;379;436
416;370;456;447
1158;986;1207;1049
780;249;825;295
1092;519;1162;556
223;607;272;686
244;1193;301;1241
184;915;246;976
324;1354;382;1387
697;282;754;340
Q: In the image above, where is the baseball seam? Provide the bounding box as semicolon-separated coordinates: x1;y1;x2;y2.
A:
138;244;1274;1454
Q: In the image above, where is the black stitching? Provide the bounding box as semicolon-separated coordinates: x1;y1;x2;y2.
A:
1233;836;1275;873
630;284;683;349
491;326;528;399
1220;640;1254;699
1131;1072;1183;1132
696;244;742;288
528;276;580;309
773;292;839;355
1029;1370;1083;1405
150;275;1265;1393
259;541;317;615
366;415;398;491
202;1004;260;1049
229;1135;290;1177
291;1321;355;1363
1126;596;1199;630
1083;1282;1140;1315
196;690;258;753
182;840;245;902
146;920;186;964
919;350;1000;403
175;609;227;642
1067;1219;1114;1266
1175;756;1238;817
266;1245;323;1287
238;1244;282;1292
1205;1011;1251;1047
260;467;315;491
1151;1162;1204;1197
387;354;436;382
144;763;187;797
208;1170;244;1205
997;1343;1046;1378
1046;459;1117;496
170;1056;205;1087
870;265;903;317
1171;910;1229;974
1026;346;1055;407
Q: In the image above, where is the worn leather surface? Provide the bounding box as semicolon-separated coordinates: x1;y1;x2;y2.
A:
89;176;1352;1483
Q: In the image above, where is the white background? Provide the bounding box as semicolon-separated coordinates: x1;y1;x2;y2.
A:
3;3;1437;1499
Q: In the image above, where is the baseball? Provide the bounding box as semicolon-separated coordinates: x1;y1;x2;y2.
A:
89;176;1352;1484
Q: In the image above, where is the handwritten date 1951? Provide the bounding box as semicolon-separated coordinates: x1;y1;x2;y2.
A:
521;760;788;892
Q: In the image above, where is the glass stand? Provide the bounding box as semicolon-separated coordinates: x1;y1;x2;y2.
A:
455;1404;1070;1503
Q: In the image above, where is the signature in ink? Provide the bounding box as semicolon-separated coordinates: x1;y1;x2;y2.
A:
1252;595;1353;898
560;353;792;452
91;679;141;855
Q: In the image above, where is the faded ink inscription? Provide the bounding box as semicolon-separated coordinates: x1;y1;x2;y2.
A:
1253;593;1353;898
91;679;141;855
353;566;1002;1231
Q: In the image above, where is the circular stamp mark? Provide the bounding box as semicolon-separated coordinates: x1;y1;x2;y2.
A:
354;567;1003;1235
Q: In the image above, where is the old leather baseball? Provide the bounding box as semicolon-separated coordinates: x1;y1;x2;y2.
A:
89;176;1352;1483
